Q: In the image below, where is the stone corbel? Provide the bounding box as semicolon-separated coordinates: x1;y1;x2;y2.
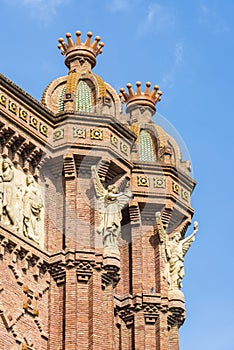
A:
96;159;110;182
129;199;141;226
63;153;76;179
167;307;185;329
1;133;19;159
21;143;37;172
0;126;15;157
102;265;120;289
0;238;8;257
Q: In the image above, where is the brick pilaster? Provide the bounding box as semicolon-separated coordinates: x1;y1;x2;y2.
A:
76;277;90;349
134;310;145;349
48;279;64;350
131;224;142;295
156;312;169;350
88;270;103;350
65;268;77;349
102;283;115;350
145;323;157;349
169;324;179;350
64;177;77;250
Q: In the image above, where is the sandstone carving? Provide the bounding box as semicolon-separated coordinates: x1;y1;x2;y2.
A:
13;183;23;232
0;157;44;245
23;175;44;244
92;165;132;255
0;158;15;226
156;212;198;289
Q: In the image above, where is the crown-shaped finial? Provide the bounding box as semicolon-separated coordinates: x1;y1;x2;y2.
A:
119;81;162;113
58;31;104;69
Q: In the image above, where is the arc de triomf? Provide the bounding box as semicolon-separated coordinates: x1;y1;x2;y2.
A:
0;29;198;349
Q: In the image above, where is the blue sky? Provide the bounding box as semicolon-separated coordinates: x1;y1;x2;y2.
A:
1;1;234;349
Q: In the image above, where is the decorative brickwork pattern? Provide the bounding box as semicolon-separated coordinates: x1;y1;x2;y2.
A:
0;28;197;350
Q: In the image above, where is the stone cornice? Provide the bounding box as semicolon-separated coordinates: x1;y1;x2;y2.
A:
133;161;196;191
0;73;55;124
53;111;136;141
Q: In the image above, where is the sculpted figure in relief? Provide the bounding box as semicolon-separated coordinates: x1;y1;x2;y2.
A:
91;165;132;254
23;175;43;243
14;183;24;232
0;158;15;226
156;212;198;289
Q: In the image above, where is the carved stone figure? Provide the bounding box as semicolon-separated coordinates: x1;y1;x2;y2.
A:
156;212;198;289
91;165;132;255
13;183;23;232
156;212;171;283
0;158;15;226
23;175;43;243
0;164;3;222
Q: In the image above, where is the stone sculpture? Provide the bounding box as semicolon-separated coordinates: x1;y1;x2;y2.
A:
23;175;43;244
0;157;44;244
0;158;15;226
13;183;23;232
91;165;132;255
156;212;198;289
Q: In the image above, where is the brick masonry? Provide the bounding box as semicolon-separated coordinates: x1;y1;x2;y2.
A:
0;32;196;349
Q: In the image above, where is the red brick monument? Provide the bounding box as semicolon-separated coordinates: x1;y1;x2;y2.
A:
0;30;197;349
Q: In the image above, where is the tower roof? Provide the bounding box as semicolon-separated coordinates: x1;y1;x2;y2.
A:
58;31;104;69
41;30;121;116
119;81;162;113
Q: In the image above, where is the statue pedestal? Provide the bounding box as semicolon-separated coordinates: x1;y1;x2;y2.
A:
168;289;185;311
103;249;120;269
168;289;184;302
168;289;186;327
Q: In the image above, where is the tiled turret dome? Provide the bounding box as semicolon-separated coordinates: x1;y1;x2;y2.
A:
41;30;121;117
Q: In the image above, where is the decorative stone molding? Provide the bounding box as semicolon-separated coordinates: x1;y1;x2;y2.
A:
0;91;49;138
172;181;180;194
90;128;103;140
53;128;64;141
137;175;149;187
110;134;118;147
120;142;128;155
73;127;86;138
154;177;166;188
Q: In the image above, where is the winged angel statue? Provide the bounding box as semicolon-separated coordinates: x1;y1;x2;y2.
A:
156;212;198;289
91;165;133;255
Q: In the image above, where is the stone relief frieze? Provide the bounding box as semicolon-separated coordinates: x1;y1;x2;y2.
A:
0;156;44;246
